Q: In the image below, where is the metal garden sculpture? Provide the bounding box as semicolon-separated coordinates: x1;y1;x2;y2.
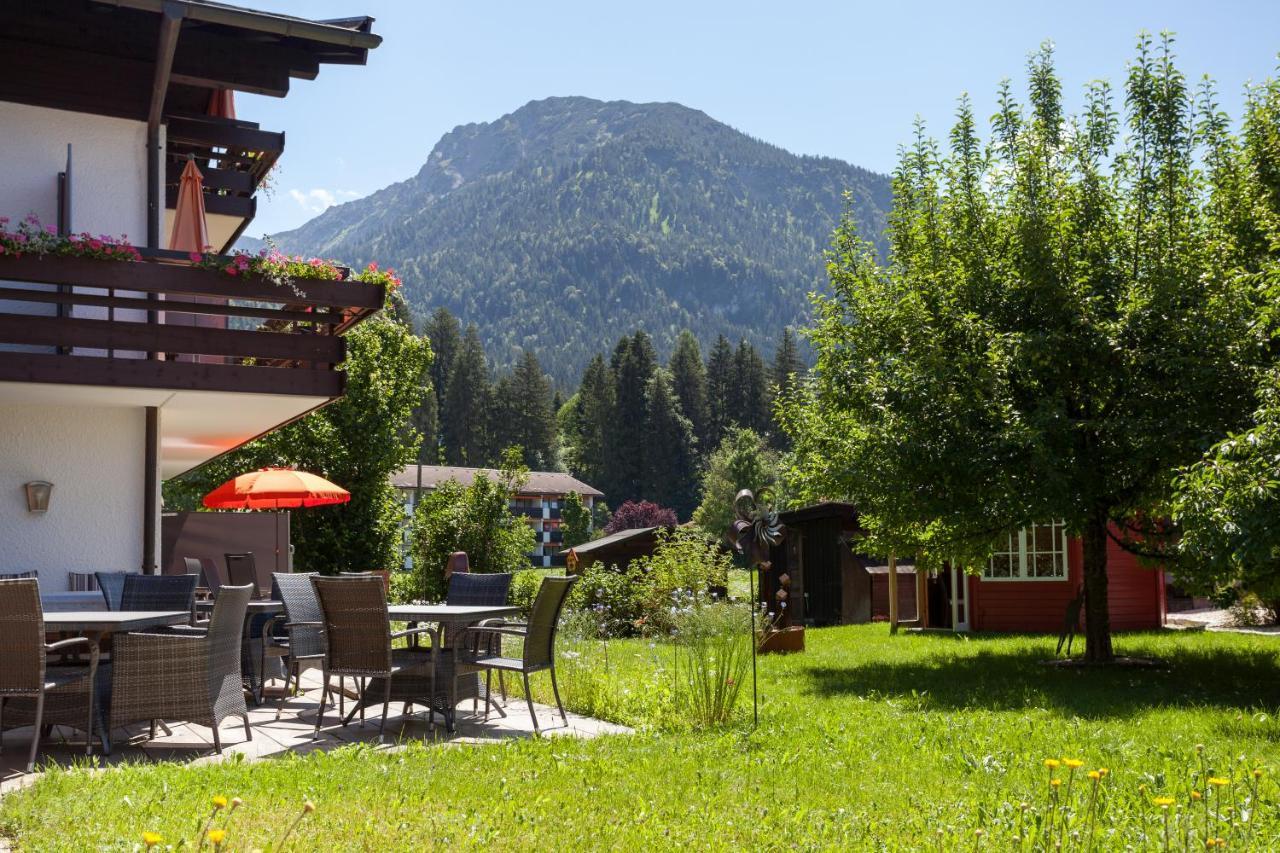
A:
727;487;784;728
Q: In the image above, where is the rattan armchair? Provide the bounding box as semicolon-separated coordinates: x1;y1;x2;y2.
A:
444;572;513;713
310;575;440;738
262;572;328;720
0;578;101;771
119;573;199;623
107;584;253;753
94;571;129;611
461;575;577;734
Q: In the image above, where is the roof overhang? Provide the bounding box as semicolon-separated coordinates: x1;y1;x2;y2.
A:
0;380;329;479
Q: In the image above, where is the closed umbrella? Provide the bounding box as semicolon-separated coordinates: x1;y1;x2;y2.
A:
207;88;236;120
202;467;351;510
168;157;211;255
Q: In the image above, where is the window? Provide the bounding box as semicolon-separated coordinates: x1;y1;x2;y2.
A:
984;521;1069;580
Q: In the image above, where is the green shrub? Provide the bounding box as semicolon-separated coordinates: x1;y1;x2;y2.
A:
387;570;418;604
564;528;736;638
509;569;547;616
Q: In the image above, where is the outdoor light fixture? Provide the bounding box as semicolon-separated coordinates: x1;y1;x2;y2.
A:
24;481;52;514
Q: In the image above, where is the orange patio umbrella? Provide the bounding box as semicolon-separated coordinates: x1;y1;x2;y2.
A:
168;157;211;255
203;467;351;510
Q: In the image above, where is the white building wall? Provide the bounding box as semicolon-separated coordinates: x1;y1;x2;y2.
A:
0;101;148;239
0;403;145;589
0;101;156;353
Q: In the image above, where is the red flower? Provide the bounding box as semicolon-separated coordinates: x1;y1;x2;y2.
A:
188;251;202;263
225;266;239;276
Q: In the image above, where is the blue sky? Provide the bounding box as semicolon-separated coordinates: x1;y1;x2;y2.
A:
243;0;1280;237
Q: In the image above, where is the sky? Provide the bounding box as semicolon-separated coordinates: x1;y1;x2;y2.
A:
242;0;1280;237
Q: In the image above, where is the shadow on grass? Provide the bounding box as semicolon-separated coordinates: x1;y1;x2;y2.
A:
802;632;1280;719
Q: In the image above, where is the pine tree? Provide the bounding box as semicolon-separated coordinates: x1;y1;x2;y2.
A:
425;307;462;415
566;354;613;492
769;327;805;449
442;325;491;466
605;332;657;504
494;349;558;470
705;334;735;452
642;369;699;518
732;339;770;436
668;330;710;453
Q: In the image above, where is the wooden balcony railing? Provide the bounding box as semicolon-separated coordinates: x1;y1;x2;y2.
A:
0;250;384;397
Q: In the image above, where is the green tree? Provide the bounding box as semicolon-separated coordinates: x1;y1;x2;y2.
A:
705;334;735;452
425;306;462;413
1171;73;1280;619
781;37;1265;661
442;324;492;466
409;447;536;599
669;330;710;451
491;349;558;470
605;331;657;502
769;327;805;450
731;339;770;437
564;354;613;491
164;310;432;574
561;490;593;547
692;427;782;540
642;369;700;518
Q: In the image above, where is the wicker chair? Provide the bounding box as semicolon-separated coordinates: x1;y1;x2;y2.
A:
262;573;329;720
444;572;513;711
120;573;198;617
225;553;258;596
107;584;253;753
0;579;101;771
462;575;577;734
94;571;130;611
310;575;439;738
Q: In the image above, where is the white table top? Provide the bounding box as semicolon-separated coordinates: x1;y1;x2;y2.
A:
386;604;521;621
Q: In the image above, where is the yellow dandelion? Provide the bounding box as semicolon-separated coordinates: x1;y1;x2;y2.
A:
142;831;162;849
1252;768;1263;779
212;795;228;810
207;829;226;846
1051;778;1061;788
1088;770;1102;781
1153;796;1175;807
1099;768;1109;777
1191;790;1202;801
1208;777;1229;787
1044;759;1061;769
1064;758;1084;769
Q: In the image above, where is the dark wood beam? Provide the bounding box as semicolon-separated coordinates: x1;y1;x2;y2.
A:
0;352;344;397
165;117;284;154
0;285;348;327
143;405;159;574
0;314;346;364
165;163;254;195
165;185;255;218
0;256;385;311
147;3;184;129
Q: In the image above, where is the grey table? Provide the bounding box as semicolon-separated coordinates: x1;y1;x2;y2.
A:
386;604;521;731
43;610;189;639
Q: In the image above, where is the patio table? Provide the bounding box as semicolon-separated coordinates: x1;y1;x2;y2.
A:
386;604;521;731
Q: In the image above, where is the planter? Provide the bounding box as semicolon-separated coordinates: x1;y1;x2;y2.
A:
758;625;805;654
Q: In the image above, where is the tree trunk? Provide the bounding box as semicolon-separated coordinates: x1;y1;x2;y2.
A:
1081;513;1115;662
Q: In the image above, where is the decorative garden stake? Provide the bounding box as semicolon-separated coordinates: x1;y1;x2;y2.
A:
728;486;783;729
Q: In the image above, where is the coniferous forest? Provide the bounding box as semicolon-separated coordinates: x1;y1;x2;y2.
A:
417;306;805;519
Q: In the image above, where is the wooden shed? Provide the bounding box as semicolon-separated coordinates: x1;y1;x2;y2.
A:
564;526;666;571
764;503;865;626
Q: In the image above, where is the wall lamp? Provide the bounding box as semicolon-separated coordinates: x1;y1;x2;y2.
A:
24;481;53;514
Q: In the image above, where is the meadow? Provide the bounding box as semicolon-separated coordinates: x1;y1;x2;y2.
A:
2;625;1278;850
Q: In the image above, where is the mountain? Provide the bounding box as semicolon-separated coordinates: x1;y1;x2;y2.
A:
263;96;892;384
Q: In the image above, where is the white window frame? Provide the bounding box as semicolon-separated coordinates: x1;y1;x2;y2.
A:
983;521;1070;582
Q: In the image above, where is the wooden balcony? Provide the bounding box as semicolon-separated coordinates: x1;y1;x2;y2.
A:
0;250;384;398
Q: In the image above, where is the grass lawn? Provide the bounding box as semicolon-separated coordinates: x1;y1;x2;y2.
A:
3;625;1279;850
